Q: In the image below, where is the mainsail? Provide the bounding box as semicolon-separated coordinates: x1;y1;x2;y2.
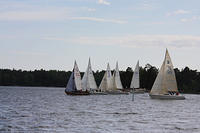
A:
150;49;178;95
66;61;82;92
99;63;114;91
130;61;140;89
82;58;97;91
113;62;123;89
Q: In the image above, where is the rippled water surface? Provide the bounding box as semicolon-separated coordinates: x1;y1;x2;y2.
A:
1;86;200;133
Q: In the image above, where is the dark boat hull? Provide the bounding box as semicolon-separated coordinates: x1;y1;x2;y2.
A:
65;90;90;95
105;91;129;95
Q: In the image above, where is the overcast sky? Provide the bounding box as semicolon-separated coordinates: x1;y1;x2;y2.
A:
0;0;200;71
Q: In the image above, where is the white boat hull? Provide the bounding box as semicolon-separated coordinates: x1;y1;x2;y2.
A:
149;94;185;100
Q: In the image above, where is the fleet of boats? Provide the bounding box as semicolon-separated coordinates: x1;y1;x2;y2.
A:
65;49;185;100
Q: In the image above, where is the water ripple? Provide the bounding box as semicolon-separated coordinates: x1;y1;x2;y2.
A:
1;86;200;133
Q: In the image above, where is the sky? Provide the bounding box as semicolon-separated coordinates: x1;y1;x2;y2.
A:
0;0;200;71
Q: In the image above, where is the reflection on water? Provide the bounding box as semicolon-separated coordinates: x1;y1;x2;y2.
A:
0;86;200;133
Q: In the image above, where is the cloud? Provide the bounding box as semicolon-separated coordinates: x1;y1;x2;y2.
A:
87;8;96;12
0;10;126;24
42;35;200;48
139;3;154;10
98;0;110;5
166;9;190;16
131;1;157;11
81;7;96;12
0;9;68;21
69;17;127;24
0;35;17;39
10;50;47;56
180;16;200;22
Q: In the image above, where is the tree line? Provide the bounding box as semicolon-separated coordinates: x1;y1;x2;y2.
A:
0;64;200;93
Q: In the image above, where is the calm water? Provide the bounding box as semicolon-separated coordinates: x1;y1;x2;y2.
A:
0;86;200;133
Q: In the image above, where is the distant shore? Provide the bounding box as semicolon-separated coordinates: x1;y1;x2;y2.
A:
0;66;200;94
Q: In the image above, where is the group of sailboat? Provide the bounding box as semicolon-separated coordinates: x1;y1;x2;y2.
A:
99;62;128;95
65;49;185;100
81;58;107;95
65;61;90;95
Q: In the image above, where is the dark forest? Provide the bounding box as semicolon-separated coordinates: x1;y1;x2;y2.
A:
0;64;200;93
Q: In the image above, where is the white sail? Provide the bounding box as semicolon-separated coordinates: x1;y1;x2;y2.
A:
81;66;89;91
106;63;114;90
99;72;107;91
150;49;178;95
82;58;97;91
130;61;140;89
113;62;123;89
74;61;82;91
99;63;114;91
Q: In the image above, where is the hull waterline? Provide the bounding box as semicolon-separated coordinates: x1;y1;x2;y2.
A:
65;90;90;95
149;94;185;100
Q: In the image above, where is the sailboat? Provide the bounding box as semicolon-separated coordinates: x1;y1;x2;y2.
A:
130;61;146;93
65;61;90;95
112;62;129;95
149;49;185;100
81;58;100;94
99;63;128;95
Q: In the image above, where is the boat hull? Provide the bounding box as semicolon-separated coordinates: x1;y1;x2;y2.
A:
65;90;90;95
105;91;129;95
134;88;146;94
90;92;108;95
149;94;185;100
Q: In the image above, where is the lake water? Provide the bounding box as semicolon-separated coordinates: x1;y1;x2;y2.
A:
0;86;200;133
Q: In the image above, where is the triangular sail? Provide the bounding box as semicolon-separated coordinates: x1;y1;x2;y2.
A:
81;66;89;91
82;58;97;91
130;61;140;89
150;62;166;95
66;71;76;92
113;62;123;89
73;61;82;91
163;49;178;92
99;72;107;91
106;63;114;90
99;63;114;91
150;49;178;95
